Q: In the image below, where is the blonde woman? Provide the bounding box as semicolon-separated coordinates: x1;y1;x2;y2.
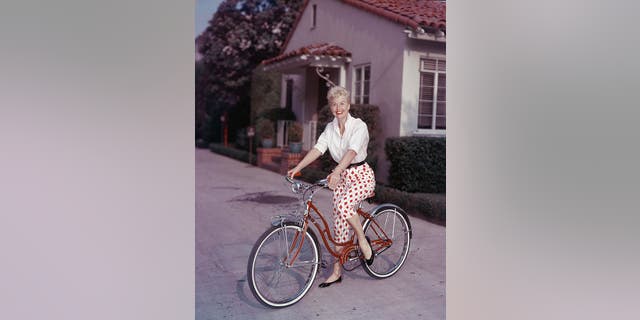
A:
287;86;376;288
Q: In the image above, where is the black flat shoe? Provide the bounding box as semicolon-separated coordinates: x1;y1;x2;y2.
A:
318;276;342;288
364;236;375;266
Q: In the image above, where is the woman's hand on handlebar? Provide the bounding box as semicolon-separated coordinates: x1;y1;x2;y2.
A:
326;170;342;190
287;167;301;180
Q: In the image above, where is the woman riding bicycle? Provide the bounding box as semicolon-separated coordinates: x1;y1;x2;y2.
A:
287;86;376;288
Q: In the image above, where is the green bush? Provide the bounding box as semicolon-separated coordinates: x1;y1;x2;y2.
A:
385;136;445;193
316;104;380;172
288;122;303;142
258;107;297;122
373;184;446;222
295;170;445;222
255;118;275;139
209;143;257;165
196;138;209;149
250;69;282;123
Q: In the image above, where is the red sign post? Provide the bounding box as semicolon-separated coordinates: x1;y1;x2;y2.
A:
247;126;255;165
220;113;228;147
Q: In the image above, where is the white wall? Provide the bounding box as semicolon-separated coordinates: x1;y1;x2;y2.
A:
282;0;439;183
400;38;446;136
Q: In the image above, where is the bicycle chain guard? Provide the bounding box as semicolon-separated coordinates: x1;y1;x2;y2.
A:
341;247;362;272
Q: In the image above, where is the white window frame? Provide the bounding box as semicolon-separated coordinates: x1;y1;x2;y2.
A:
414;56;446;136
352;64;371;104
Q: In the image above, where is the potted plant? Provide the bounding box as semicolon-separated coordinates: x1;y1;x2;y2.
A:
256;118;275;148
288;122;303;153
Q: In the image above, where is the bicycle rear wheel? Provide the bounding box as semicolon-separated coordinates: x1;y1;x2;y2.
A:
362;205;412;279
247;222;320;308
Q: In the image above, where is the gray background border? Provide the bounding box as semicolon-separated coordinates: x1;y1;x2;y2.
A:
2;0;639;319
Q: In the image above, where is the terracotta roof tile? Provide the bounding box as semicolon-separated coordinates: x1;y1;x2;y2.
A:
342;0;446;30
262;43;351;65
276;0;445;58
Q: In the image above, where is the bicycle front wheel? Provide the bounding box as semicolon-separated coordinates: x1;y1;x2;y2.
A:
362;205;412;279
247;222;320;308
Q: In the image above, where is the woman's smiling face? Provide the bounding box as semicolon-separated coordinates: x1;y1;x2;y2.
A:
330;95;350;120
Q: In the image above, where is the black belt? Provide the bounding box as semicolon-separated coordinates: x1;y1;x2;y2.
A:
335;160;367;169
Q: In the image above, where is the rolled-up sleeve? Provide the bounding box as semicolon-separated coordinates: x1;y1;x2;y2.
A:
348;122;369;154
313;125;330;154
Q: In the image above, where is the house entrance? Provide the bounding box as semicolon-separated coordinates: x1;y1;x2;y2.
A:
318;76;329;112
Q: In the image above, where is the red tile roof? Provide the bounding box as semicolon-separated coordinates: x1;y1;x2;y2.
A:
273;0;445;61
343;0;446;30
262;43;351;65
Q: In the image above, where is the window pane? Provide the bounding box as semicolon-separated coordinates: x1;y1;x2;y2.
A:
355;81;361;99
420;87;434;100
436;102;446;116
437;88;446;101
421;72;435;86
418;115;433;129
422;59;436;71
438;73;446;87
363;96;369;104
364;65;370;80
437;60;446;72
363;81;370;96
419;101;433;115
435;116;446;129
355;68;362;81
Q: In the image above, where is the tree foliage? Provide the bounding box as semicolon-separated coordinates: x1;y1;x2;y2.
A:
196;0;305;143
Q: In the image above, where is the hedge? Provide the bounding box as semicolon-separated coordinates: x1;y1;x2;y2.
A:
385;136;445;193
374;184;445;222
250;68;281;124
208;143;257;165
297;168;445;223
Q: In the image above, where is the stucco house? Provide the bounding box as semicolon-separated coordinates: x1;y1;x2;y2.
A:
261;0;446;183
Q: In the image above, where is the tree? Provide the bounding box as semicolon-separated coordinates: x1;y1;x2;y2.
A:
196;0;305;144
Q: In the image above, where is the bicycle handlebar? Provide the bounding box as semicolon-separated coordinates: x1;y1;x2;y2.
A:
315;179;329;187
285;175;295;184
284;175;329;188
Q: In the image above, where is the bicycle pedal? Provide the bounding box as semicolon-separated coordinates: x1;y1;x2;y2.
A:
320;259;328;269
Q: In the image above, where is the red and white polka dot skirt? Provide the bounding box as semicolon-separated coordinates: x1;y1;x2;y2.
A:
332;163;376;244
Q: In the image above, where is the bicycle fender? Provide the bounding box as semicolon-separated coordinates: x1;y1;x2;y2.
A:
270;214;303;228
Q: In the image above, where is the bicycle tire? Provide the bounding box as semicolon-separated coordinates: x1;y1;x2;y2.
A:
361;205;412;279
247;222;320;308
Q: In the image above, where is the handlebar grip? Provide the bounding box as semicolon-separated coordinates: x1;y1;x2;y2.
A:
285;172;302;184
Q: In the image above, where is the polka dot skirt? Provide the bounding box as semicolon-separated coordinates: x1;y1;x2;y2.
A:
332;163;376;243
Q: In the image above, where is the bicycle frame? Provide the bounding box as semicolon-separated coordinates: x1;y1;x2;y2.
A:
249;177;413;308
281;198;394;269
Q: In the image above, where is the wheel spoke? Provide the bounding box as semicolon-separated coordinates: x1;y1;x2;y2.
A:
248;224;319;308
362;208;411;279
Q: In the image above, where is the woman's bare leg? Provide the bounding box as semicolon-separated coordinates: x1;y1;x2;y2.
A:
323;215;372;284
323;245;342;283
347;215;372;260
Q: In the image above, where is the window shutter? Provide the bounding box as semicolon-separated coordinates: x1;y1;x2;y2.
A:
422;58;437;71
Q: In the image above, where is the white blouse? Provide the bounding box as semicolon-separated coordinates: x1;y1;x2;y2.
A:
313;113;369;163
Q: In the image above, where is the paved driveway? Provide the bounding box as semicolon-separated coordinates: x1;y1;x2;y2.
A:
196;149;445;319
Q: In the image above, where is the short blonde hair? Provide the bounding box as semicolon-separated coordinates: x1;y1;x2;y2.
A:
327;86;350;103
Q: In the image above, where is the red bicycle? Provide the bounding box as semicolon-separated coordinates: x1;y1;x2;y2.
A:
247;176;412;308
